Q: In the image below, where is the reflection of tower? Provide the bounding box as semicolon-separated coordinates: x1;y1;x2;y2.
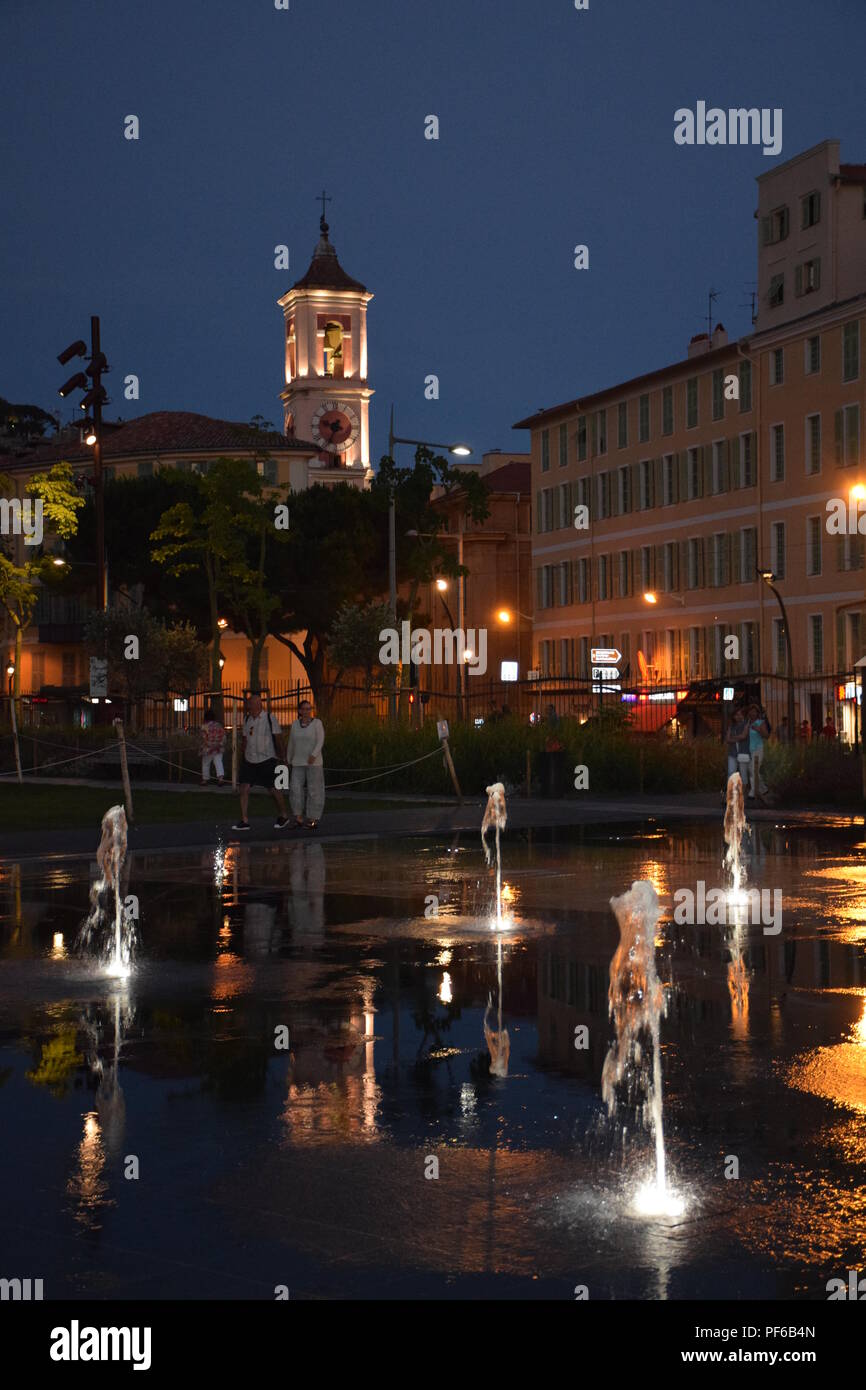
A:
278;203;374;485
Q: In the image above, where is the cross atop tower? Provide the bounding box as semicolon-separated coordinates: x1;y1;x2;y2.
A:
317;189;332;234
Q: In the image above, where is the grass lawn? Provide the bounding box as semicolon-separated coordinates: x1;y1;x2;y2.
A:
0;783;425;832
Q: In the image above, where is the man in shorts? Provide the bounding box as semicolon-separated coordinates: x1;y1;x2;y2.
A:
232;692;290;831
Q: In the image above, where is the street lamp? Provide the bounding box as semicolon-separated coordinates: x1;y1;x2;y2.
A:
758;569;795;742
643;590;686;607
57;319;109;611
387;402;472;647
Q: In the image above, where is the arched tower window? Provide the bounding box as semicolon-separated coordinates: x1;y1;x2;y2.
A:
323;321;343;378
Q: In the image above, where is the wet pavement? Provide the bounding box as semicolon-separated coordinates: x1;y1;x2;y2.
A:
1;819;866;1299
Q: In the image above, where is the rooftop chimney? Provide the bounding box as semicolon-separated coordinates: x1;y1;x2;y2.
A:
688;332;710;359
711;322;728;349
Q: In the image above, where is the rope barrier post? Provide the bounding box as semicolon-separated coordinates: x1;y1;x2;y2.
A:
113;718;134;824
9;694;23;785
436;718;462;804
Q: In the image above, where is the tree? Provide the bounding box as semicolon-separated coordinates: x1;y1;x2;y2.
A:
328;600;393;698
150;458;276;701
267;482;386;701
0;462;84;698
83;606;208;725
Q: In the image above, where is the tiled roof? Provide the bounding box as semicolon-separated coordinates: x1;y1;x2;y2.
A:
839;163;866;183
483;460;531;494
4;411;317;467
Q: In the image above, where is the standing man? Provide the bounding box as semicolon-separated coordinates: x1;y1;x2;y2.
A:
725;704;751;793
288;698;325;829
232;692;290;831
746;702;770;801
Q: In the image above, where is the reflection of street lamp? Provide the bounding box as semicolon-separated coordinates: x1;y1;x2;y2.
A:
759;569;795;742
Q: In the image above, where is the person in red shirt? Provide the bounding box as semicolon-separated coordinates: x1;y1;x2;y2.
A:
822;715;837;740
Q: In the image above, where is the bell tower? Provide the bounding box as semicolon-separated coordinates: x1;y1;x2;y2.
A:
278;198;374;483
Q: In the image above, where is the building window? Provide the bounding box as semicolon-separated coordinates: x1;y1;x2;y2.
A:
740;527;757;582
805;336;821;375
596;471;610;519
770;424;785;481
687;538;700;589
806;516;822;577
617;402;628;449
835;404;860;466
578;636;589;677
809;614;823;673
578;475;590;516
558;482;570;528
639;459;653;510
558;561;571;605
686;377;698;429
770;348;784;385
801;190;821;229
137;460;154;478
772;520;786;579
662;385;674;436
639;393;650;443
687;446;701;499
806;413;821;475
768;274;784;308
541;429;550;472
843;321;860;383
739;432;756;487
594;409;607;455
578;557;589;604
618;465;632;514
558;422;568;467
712;440;726;494
598;554;609;601
641;546;652;591
738;359;752;412
577;416;587;461
663;454;676;506
713;532;727;587
662;542;675;592
762;205;789;244
795;258;820;296
257;459;277;483
712;368;724;421
741;621;758;672
619;551;630;597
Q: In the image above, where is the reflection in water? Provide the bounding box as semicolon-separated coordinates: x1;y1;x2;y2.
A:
5;822;866;1296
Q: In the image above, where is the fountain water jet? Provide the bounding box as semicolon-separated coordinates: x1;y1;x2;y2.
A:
602;880;682;1216
723;771;749;899
75;805;137;975
481;782;507;929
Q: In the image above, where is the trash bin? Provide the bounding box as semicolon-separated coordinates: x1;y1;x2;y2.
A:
538;748;568;798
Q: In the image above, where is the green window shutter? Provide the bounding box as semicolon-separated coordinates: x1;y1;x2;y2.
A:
750;432;758;481
678;539;688;588
794;264;803;297
722;533;731;586
836;611;846;666
730;531;741;583
653;456;663;504
678;451;688;500
698;537;706;588
611;473;620;516
835;535;845;572
701;444;711;497
846;405;859;462
631;461;640;510
730;435;740;487
834;409;844;464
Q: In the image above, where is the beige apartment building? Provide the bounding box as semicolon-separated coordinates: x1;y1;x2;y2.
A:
516;140;866;736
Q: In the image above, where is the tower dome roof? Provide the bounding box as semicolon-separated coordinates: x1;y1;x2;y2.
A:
291;216;367;292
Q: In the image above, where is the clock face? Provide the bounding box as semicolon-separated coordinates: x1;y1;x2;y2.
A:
311;399;360;454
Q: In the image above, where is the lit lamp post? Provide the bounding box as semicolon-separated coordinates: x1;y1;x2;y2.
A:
406;532;468;717
495;606;531;685
58;319;109;612
642;590;686;684
758;569;795;743
387;406;471;717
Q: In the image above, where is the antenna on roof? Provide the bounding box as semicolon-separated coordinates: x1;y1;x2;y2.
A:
740;282;757;326
707;288;719;339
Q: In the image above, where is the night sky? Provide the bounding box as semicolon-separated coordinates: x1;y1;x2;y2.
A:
2;0;863;464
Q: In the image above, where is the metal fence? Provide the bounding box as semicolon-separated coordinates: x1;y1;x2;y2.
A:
3;670;863;743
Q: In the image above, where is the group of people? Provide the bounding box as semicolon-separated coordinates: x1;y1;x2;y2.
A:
198;693;325;832
725;701;770;801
